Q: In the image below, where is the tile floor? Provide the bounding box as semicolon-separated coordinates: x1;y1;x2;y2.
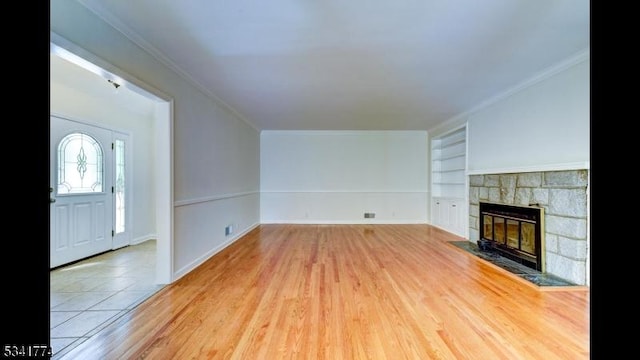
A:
50;240;164;359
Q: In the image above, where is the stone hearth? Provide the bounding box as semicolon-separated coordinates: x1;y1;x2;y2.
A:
450;241;576;287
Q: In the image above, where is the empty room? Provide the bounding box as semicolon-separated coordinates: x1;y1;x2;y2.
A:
46;0;589;359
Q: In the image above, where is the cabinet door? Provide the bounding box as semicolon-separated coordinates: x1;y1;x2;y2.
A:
450;199;465;236
432;198;444;227
432;197;466;237
447;200;458;233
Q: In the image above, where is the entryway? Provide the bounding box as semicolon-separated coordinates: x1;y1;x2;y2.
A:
51;32;173;284
50;116;131;268
49;32;174;359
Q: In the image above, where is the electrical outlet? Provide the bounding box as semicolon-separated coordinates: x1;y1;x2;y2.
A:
364;212;376;219
225;225;233;236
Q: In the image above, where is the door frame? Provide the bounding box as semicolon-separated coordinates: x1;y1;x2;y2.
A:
50;116;115;267
51;32;174;284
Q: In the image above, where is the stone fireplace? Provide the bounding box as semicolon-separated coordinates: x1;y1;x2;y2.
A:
469;169;589;286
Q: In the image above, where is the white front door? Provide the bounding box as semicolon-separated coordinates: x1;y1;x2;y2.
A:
50;116;113;268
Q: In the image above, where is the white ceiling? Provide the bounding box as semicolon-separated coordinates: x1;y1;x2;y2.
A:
73;0;589;131
50;53;157;117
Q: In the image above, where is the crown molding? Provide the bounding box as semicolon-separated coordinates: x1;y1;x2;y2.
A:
429;49;590;135
76;0;260;132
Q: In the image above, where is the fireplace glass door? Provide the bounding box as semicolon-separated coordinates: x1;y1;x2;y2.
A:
479;202;544;271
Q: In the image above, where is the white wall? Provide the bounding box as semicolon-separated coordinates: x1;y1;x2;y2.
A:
449;55;590;283
50;81;157;244
51;0;260;280
467;58;590;173
261;131;428;223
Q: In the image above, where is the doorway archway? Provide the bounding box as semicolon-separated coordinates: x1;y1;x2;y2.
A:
50;32;174;285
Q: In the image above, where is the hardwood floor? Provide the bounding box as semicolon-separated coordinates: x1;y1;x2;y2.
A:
59;224;589;359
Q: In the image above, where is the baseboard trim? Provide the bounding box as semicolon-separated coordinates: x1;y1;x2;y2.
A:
173;223;260;281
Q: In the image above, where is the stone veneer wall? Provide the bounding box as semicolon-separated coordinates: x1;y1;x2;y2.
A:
468;170;589;286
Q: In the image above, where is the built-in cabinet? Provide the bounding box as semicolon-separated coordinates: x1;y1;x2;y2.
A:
431;197;465;236
431;126;467;237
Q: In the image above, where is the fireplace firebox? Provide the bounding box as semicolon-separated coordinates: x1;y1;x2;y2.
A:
478;202;545;272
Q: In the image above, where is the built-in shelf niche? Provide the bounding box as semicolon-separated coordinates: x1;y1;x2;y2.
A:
431;127;467;199
430;125;467;237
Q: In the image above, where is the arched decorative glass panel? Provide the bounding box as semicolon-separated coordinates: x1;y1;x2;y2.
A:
57;132;104;194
